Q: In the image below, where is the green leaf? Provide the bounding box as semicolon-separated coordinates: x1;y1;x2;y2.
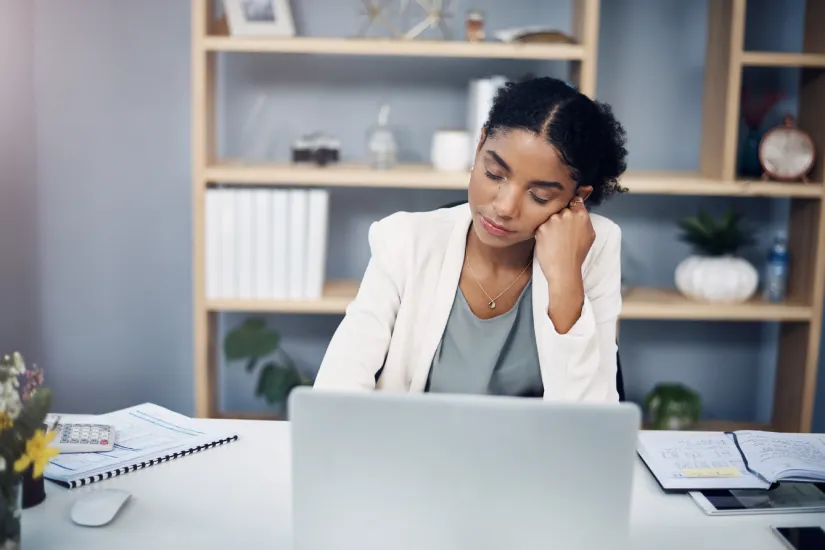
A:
223;318;280;361
255;362;303;405
676;208;754;256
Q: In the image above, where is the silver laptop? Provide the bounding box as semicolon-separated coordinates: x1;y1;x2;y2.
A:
289;389;641;550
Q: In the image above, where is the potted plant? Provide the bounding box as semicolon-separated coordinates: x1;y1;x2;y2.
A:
675;208;758;303
0;352;55;549
644;383;702;430
223;318;313;415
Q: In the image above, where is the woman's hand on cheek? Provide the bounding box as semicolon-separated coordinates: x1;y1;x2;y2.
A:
534;199;595;333
535;199;595;281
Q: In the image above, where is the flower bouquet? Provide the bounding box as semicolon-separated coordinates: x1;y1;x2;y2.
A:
0;352;55;550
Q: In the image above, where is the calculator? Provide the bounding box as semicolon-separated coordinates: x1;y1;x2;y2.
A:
52;423;116;454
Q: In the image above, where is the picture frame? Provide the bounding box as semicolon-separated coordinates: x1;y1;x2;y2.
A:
223;0;296;37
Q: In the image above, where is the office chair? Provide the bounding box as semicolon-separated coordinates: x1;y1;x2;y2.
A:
616;351;626;402
435;200;627;402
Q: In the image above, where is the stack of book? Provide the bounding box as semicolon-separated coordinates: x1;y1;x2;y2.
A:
205;187;329;301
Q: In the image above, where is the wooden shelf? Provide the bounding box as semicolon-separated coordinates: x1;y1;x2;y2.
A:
202;34;586;61
620;288;811;322
741;51;825;67
209;282;812;322
619;171;823;199
208;280;359;315
205;163;825;198
206;162;468;189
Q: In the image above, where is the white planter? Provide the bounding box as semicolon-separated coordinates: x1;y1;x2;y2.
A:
675;255;759;303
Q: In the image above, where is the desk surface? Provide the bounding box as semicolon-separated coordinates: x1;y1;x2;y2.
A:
23;419;825;550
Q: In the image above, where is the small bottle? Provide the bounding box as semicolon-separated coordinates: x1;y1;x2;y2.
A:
763;232;789;303
465;10;485;41
366;103;397;170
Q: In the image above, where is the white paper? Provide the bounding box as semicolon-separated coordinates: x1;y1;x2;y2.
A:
734;431;825;483
46;403;236;484
637;431;769;490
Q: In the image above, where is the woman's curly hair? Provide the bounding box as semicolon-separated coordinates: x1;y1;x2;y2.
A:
482;77;628;206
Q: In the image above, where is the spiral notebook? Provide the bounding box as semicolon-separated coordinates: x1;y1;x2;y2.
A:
44;403;239;489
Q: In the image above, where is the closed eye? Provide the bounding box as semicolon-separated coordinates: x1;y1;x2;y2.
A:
530;192;549;205
484;170;504;181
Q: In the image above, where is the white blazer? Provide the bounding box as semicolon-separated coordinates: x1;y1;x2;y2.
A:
314;203;623;402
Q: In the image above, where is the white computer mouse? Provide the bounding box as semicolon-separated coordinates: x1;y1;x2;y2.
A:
70;488;132;527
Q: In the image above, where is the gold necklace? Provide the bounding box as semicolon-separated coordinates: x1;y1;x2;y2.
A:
466;258;531;310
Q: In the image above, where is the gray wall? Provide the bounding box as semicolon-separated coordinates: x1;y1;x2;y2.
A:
3;0;824;426
30;0;193;414
0;0;38;358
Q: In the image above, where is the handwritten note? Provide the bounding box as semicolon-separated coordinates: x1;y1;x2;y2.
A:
735;431;825;483
637;431;769;490
646;433;744;474
682;466;742;478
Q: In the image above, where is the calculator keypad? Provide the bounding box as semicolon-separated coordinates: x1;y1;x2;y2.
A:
58;424;112;446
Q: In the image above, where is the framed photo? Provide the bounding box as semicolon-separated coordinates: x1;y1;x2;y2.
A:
223;0;295;37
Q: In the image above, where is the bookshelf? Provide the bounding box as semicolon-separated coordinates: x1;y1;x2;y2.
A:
202;34;587;60
191;0;825;431
205;162;825;197
207;282;813;322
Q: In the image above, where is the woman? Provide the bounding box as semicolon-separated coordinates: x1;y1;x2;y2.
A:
314;76;628;402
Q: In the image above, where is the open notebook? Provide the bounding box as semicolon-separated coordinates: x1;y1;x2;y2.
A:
45;403;238;489
637;430;825;491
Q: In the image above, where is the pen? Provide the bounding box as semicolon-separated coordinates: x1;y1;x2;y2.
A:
45;415;60;432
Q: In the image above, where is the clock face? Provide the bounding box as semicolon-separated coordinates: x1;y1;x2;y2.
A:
760;127;815;179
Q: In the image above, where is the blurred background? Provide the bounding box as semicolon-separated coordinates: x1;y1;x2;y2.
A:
2;0;824;433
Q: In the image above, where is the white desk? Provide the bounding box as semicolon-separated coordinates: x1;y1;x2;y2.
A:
23;419;825;549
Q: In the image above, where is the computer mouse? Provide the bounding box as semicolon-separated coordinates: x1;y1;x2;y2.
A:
70;488;132;527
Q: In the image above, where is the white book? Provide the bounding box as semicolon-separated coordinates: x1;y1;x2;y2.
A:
218;188;237;299
287;189;308;300
253;189;273;299
205;188;221;300
235;188;255;299
270;189;289;299
304;189;329;300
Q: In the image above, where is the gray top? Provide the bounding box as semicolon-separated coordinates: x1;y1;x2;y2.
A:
425;279;543;397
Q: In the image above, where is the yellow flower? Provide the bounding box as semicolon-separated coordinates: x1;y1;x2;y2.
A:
14;429;59;478
0;413;12;431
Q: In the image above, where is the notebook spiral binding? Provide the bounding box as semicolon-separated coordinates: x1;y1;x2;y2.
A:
56;435;239;489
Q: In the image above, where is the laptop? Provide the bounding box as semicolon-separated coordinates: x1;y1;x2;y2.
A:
289;389;641;550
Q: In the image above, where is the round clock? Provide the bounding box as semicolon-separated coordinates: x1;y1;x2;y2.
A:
758;114;816;183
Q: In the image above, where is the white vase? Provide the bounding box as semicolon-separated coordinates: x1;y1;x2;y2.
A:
431;130;471;172
674;255;759;303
